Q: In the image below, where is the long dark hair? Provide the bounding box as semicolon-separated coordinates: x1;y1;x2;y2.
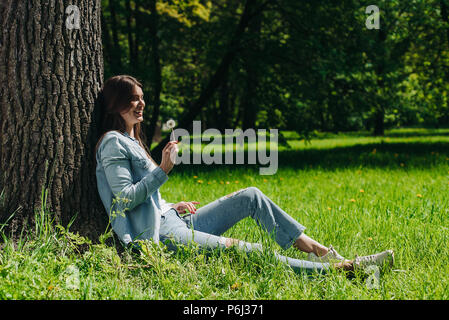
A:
95;75;155;164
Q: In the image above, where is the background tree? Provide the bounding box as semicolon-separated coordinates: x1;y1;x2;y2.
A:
99;0;449;145
0;0;106;239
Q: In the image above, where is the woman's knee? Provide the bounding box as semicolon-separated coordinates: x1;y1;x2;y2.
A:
245;186;263;198
221;186;261;200
220;187;264;207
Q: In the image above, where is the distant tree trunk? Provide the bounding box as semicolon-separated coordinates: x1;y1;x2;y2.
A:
125;0;136;70
441;0;449;48
101;0;123;76
133;0;140;68
372;29;387;136
109;0;123;71
440;0;449;123
242;11;262;130
0;0;106;240
373;108;385;136
101;10;114;72
218;68;231;132
145;0;163;148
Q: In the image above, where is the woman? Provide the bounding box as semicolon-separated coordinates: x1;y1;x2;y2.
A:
95;75;394;276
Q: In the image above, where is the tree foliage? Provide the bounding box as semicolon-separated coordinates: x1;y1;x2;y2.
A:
100;0;449;144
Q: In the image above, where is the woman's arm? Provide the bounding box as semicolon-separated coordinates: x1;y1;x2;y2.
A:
99;135;169;211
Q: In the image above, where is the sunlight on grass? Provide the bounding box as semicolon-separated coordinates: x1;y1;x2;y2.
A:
1;128;449;299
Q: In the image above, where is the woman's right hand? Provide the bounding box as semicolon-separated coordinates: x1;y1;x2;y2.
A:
159;140;179;174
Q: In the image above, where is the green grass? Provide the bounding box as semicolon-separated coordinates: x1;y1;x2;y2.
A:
1;128;449;299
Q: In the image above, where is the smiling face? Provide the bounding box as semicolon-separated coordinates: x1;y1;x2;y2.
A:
120;85;145;131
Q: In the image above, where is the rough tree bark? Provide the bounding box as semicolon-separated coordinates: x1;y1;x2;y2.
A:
0;0;107;240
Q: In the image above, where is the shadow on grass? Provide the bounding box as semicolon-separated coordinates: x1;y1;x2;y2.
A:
277;141;449;170
283;128;449;141
169;140;449;176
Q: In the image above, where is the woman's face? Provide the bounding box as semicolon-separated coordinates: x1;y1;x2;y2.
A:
120;85;145;129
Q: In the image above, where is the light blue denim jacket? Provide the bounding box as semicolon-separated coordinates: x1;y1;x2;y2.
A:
95;130;173;246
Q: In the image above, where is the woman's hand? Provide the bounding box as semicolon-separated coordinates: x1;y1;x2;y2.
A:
172;201;200;214
159;140;179;174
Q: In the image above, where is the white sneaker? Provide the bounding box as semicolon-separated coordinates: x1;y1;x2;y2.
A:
353;250;394;270
307;245;345;263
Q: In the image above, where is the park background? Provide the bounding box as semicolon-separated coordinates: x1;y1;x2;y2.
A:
0;0;449;299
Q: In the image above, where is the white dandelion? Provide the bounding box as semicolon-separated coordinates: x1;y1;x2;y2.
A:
166;119;176;129
166;119;176;141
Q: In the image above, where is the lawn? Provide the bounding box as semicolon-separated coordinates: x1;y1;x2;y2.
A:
1;128;449;299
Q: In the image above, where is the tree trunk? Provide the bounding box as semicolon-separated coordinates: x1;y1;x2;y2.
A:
441;0;449;48
440;0;449;123
372;29;387;137
242;10;262;130
373;108;385;136
125;0;136;69
101;10;114;73
218;68;231;132
103;0;123;75
109;0;123;72
0;0;106;240
145;0;163;148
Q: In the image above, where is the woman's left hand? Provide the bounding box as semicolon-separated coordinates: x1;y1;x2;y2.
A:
172;201;200;214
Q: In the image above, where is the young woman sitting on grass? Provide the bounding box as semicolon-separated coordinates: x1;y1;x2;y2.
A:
95;75;394;276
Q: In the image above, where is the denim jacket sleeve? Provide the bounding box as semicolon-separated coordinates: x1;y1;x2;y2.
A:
99;134;169;212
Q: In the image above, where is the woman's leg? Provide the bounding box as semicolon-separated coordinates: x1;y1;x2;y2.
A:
293;234;329;257
159;209;335;275
185;186;328;254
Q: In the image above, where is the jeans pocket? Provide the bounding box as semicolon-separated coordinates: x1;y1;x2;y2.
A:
170;208;181;219
181;213;193;228
167;208;187;223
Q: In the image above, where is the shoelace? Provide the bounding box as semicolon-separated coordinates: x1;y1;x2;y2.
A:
354;252;388;266
328;245;344;260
